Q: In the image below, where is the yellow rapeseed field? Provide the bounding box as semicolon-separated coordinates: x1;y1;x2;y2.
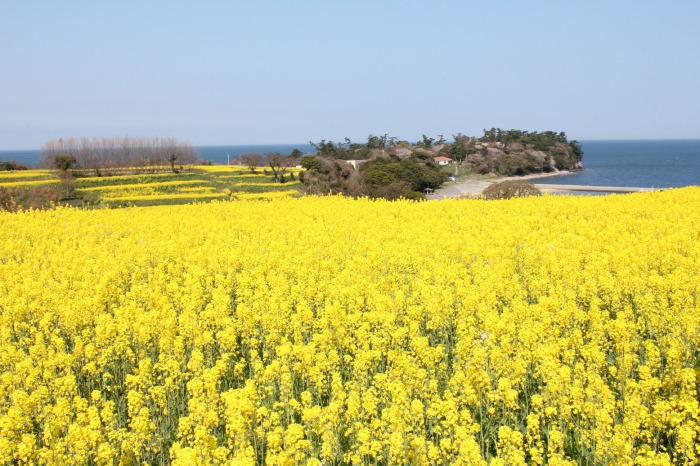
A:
0;179;60;188
234;190;300;201
0;170;54;181
1;189;699;465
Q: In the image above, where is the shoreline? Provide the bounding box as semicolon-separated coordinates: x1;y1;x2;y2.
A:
493;169;577;183
428;169;578;199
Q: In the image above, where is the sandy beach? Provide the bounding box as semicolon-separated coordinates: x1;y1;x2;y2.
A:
427;170;575;199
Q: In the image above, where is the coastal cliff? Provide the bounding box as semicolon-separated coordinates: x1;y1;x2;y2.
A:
408;129;583;177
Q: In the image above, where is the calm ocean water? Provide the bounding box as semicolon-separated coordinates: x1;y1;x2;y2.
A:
2;140;699;189
537;140;700;188
196;144;316;164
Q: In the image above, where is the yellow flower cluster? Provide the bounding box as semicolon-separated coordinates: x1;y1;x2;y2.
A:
219;172;301;180
105;192;229;202
233;190;299;200
77;180;205;193
195;165;248;173
179;187;218;194
78;172;196;182
0;179;60;187
0;170;54;181
218;174;272;179
231;181;301;188
1;188;699;465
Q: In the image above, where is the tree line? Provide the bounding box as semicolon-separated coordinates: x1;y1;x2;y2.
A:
38;136;199;174
299;152;446;200
292;129;583;198
305;129;582;167
239;152;301;183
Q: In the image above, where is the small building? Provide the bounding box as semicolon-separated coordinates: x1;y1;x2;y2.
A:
344;159;367;170
434;156;452;166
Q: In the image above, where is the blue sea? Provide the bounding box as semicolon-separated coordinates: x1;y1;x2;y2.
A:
196;144;316;164
536;139;700;189
2;140;699;189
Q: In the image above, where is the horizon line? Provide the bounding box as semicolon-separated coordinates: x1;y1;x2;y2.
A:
2;137;700;152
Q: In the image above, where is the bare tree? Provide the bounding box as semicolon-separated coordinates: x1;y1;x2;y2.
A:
264;152;287;183
240;153;262;173
38;136;199;172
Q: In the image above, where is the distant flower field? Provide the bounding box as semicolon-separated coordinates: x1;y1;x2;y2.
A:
0;189;699;465
0;165;301;209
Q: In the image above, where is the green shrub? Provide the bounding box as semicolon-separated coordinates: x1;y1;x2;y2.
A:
482;180;541;200
54;155;77;171
0;160;28;171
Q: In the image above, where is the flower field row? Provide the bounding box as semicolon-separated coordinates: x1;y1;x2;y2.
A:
0;189;699;465
77;173;198;185
230;181;302;188
234;190;301;201
180;187;219;193
103;192;229;202
0;178;60;188
0;170;54;181
77;180;205;192
197;166;255;173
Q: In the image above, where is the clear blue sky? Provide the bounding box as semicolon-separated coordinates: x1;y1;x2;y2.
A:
1;0;699;149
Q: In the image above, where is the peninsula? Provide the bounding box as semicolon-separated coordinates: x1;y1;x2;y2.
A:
298;129;583;199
